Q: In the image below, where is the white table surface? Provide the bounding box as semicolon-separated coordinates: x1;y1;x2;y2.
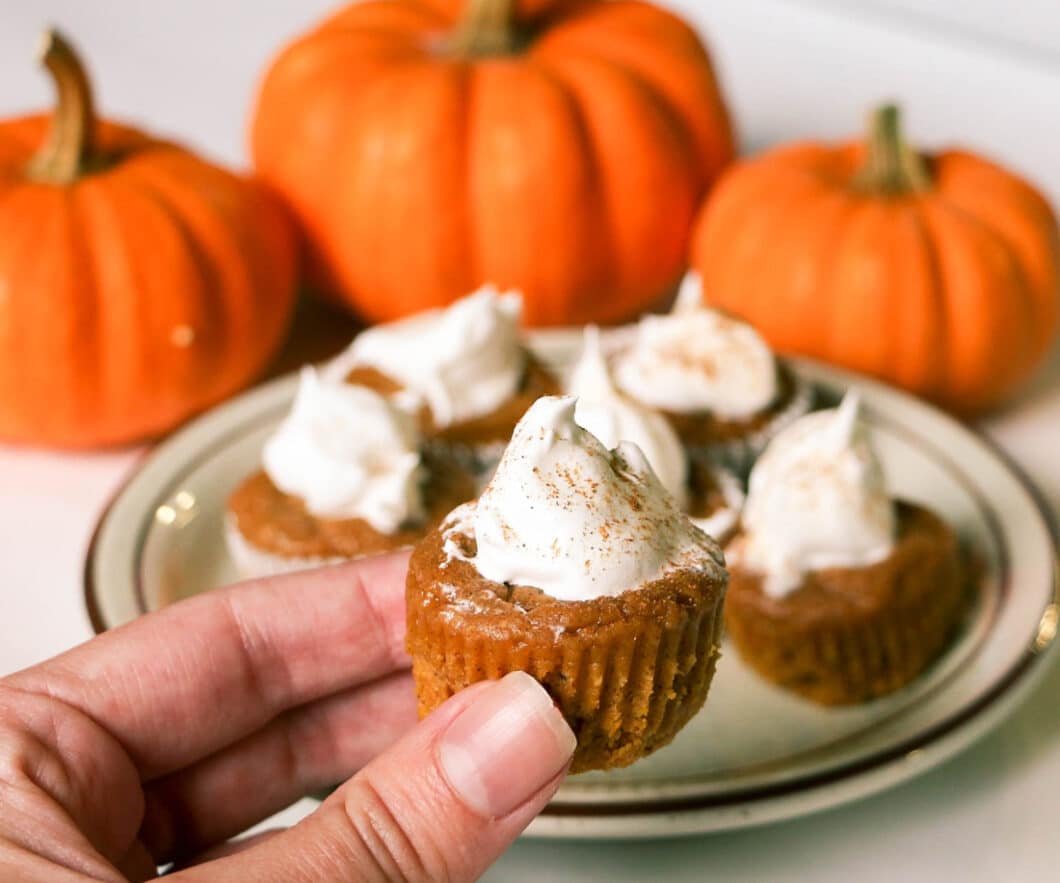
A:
3;1;1060;880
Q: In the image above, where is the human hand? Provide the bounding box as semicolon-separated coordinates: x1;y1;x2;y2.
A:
0;552;576;881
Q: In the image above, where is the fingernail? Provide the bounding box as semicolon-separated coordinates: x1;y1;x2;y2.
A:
437;671;576;818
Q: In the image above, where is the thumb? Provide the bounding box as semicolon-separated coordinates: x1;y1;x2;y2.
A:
172;671;576;883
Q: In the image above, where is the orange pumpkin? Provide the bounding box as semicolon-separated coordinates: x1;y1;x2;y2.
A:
691;104;1060;415
0;31;297;448
250;0;735;326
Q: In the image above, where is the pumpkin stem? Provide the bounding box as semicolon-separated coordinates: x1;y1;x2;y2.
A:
26;29;100;184
855;104;931;195
448;0;519;57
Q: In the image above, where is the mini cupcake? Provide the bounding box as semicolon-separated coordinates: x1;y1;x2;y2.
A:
611;274;812;474
226;367;476;578
569;326;743;543
324;285;558;473
406;396;728;772
724;394;968;705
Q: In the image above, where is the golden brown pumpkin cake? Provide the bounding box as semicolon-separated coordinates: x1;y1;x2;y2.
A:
225;368;476;577
324;286;559;471
406;396;728;772
686;456;744;544
724;394;968;705
726;503;967;705
612;274;812;474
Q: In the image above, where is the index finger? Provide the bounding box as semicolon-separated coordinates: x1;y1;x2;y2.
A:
6;550;411;779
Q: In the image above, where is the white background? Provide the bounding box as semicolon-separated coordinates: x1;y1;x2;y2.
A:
2;1;1060;880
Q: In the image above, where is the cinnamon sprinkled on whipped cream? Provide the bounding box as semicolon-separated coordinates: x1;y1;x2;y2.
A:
728;393;896;597
613;274;778;419
442;396;724;602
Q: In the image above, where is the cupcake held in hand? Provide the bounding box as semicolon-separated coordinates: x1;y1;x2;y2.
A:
226;367;476;577
725;394;968;705
569;326;744;543
325;285;558;471
406;395;728;772
612;274;812;474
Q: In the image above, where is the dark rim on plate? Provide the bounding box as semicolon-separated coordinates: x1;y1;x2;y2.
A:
82;374;1059;818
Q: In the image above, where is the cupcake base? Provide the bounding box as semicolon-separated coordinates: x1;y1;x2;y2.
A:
406;520;728;772
224;448;477;579
724;503;969;705
687;460;745;545
224;516;344;579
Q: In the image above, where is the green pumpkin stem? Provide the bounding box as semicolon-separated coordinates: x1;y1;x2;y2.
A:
448;0;519;57
855;104;930;195
27;29;98;184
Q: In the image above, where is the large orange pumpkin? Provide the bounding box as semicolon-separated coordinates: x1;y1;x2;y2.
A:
251;0;735;326
691;105;1060;415
0;31;297;448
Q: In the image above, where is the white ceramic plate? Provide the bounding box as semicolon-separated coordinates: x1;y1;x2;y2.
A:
85;336;1057;839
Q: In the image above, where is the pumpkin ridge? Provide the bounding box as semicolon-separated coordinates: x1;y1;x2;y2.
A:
537;44;702;191
707;172;828;319
259;51;438;301
763;189;862;358
532;4;733;180
454;61;476;291
530;51;696;321
7;190;78;437
165;156;295;382
928;197;1039;401
56;177;145;440
932;158;1060;360
467;58;605;323
819;199;899;378
518;57;617;305
60;186;103;427
93;173;220;424
918;201;1029;409
60;178;149;440
906;205;949;401
342;61;474;318
118;160;236;384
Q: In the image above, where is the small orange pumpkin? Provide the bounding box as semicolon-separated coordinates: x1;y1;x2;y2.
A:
0;31;298;448
691;105;1060;415
250;0;735;326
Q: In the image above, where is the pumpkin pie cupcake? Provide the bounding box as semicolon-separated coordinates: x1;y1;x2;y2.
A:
226;367;476;578
724;394;968;705
612;274;812;475
406;395;729;772
324;285;558;473
569;326;743;542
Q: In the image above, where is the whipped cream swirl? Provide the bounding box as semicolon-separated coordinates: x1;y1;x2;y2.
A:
613;273;778;418
263;367;424;533
569;326;689;509
730;393;896;597
443;395;724;602
325;285;525;428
